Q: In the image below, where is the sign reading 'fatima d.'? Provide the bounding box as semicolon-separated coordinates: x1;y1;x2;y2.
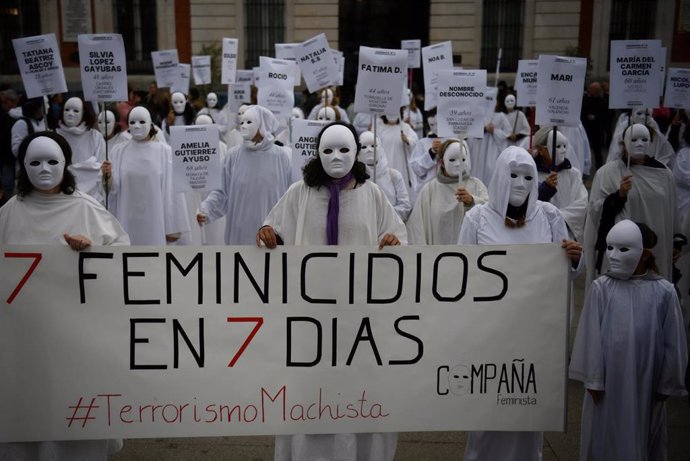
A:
0;244;569;442
535;55;587;127
77;34;128;102
665;68;690;109
169;125;222;193
12;34;67;98
354;46;407;116
290;118;328;183
609;40;663;109
294;34;338;93
151;49;180;89
515;59;539;107
437;69;487;139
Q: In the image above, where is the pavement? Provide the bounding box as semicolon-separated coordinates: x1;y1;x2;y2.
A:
110;275;690;460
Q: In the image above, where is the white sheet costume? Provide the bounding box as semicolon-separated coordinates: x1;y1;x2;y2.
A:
609;110;675;169
197;92;228;136
558;122;592;176
409;137;448;193
200;106;291;244
374;117;419;202
504;95;530;148
466;111;510;185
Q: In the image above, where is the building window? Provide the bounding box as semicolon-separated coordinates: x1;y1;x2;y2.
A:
480;0;524;73
0;0;41;74
113;0;157;74
244;0;285;69
609;0;657;42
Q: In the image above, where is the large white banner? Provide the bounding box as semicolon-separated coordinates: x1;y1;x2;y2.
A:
535;55;587;127
12;34;68;98
515;59;538;107
437;69;487;139
294;34;338;94
665;68;690;109
422;41;453;110
151;49;180;89
192;55;212;85
290;118;328;183
609;40;663;109
354;46;407;116
170;125;222;193
401;39;422;69
77;34;128;102
0;244;569;442
221;38;239;84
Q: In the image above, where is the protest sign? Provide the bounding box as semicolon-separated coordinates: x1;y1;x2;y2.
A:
258;57;298;119
515;59;538;107
192;55;212;85
151;49;180;89
483;87;498;124
437;69;487;138
535;55;587;127
77;34;127;102
12;34;67;98
294;34;339;93
354;46;407;116
332;50;345;86
221;38;239;84
422;41;453;110
401;39;422;69
275;43;298;61
609;40;663;109
665;68;690;109
171;63;191;95
290;118;328;183
170;125;222;193
0;244;569;441
228;83;251;112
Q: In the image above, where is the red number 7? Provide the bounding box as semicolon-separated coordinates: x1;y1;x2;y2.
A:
5;253;42;304
226;317;264;367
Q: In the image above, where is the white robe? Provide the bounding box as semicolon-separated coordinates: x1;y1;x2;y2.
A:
375;119;419;202
366;151;412;222
559;122;592;176
403;106;424;139
538;166;588;242
0;190;128;461
569;274;688;461
107;139;189;245
106;131;131;152
407;176;488;244
263;179;405;461
467;112;510;185
56;124;106;203
200;138;291;245
673;147;690;223
198;107;228;135
409;137;449;193
583;160;676;291
505;110;530;147
352;112;372;135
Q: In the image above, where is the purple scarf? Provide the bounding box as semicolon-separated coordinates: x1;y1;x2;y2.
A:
325;171;354;245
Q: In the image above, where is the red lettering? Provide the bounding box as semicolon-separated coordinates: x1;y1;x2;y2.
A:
226;317;264;367
4;252;42;304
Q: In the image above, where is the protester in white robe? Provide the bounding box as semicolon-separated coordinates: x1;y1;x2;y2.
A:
408;139;488;244
557;122;592;177
198;105;291;245
403;89;424;139
533;127;589;242
609;108;675;169
307;88;350;122
258;121;405;461
0;131;128;461
224;103;250;151
102;106;189;245
459;146;583;461
55;97;105;202
197;92;228;136
409;136;445;193
374;115;418;202
466;110;510;185
161;91;196;142
276;107;305;146
359;130;411;221
98;110;131;152
503;95;530;148
584;123;677;291
352;112;372;135
570;220;688;461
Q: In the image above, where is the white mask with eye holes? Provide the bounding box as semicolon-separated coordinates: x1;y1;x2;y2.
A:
508;163;534;207
172;92;186;115
98;110;116;137
547;130;568;166
428;115;438;134
128;107;152;141
317;107;337;122
195;114;214;125
358;131;378;167
63;97;84;127
24;136;66;192
321;89;334;105
442;142;465;178
206;92;218;109
606;219;644;280
624;123;651;160
504;94;516;111
319;124;357;179
630;108;651;125
239;108;261;141
291;107;304;120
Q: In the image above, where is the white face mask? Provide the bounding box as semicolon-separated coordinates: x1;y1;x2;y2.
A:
128;107;152;141
606;219;643;279
428;115;438;134
63;97;83;127
624;123;651;160
24;136;66;192
239;108;260;141
292;108;304;120
358;131;377;167
508;163;534;207
547;130;568;165
504;95;516;110
172;92;186;114
195;114;214;125
631;108;650;124
98;110;115;137
442;142;465;178
321;89;334;105
317;107;337;122
207;92;218;109
319;125;357;179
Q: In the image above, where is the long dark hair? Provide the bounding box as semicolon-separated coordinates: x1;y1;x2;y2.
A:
303;121;369;188
635;221;659;274
16;131;76;196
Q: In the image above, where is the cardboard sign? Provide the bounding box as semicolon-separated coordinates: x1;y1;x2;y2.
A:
12;34;67;98
535;55;587;127
192;55;212;85
236;69;255;86
664;68;690;109
609;40;663;109
77;34;127;102
275;43;298;61
0;244;569;441
515;59;538;107
401;39;422;69
221;38;239;84
228;83;252;112
437;69;487;138
170;125;222;192
257;57;298;119
171;63;191;95
354;46;407;116
290;118;328;183
151;49;180;89
294;34;339;93
422;41;453;110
